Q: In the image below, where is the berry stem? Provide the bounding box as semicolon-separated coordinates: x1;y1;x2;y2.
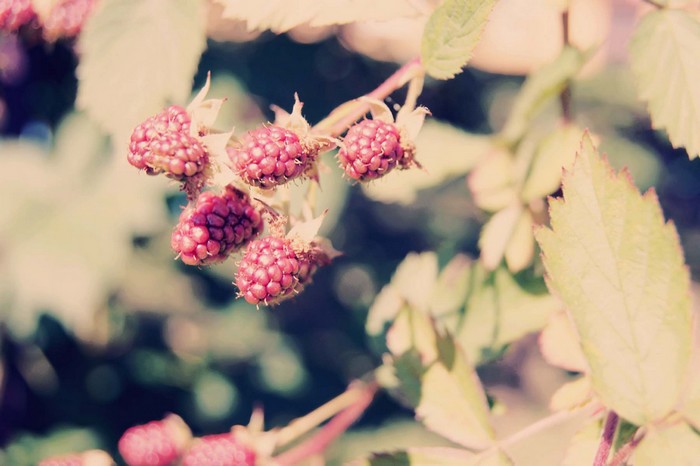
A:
312;57;424;137
275;380;377;448
593;410;619;466
273;380;378;465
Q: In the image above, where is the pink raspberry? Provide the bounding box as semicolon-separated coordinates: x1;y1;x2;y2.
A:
338;119;412;181
0;0;36;32
39;450;113;466
235;236;319;306
181;433;255;466
171;186;264;266
228;125;315;189
118;415;191;466
42;0;97;41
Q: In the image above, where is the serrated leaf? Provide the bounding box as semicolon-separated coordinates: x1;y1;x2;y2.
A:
420;0;497;80
535;134;692;425
500;47;587;144
361;447;512;466
77;0;206;139
457;265;560;364
214;0;420;33
362;121;493;205
630;10;700;159
631;422;700;465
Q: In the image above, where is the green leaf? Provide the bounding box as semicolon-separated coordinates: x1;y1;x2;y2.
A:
500;47;587;144
77;0;206;139
457;265;559;364
362;448;512;466
535;134;692;425
631;422;700;465
420;0;497;80
214;0;420;33
561;420;600;466
362;121;493;205
629;10;700;159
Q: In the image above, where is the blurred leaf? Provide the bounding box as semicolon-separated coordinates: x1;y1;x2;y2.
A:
630;10;700;159
598;134;662;193
77;0;206;139
503;209;535;273
680;341;700;430
457;265;559;364
479;202;523;271
362;121;492;205
535;134;692;425
631;422;700;465
520;124;583;202
387;306;439;364
421;0;496;80
362;447;511;466
467;148;517;213
561;420;600;466
214;0;419;33
429;254;472;318
0;427;104;466
539;310;588;373
549;376;593;412
500;47;587;144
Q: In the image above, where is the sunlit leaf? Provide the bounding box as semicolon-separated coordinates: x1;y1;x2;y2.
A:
479;202;523;271
77;0;206;139
549;376;593;412
535;134;692;425
467;148;517;213
362;447;511;466
457;265;559;364
421;0;497;80
539;310;588;373
630;10;700;159
631;422;700;465
561;419;600;466
214;0;420;33
500;47;587;144
362;121;492;205
503;209;535;273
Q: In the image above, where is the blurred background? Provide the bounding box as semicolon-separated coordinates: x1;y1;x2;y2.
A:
1;0;699;464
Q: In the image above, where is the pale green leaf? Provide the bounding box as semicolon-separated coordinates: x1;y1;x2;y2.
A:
457;265;560;364
386;307;439;364
549;376;593;412
429;254;472;318
479;202;523;271
361;447;511;466
535;134;692;425
362;121;493;205
214;0;420;33
504;209;535;273
500;47;587;144
631;422;700;465
467;148;517;213
77;0;206;139
421;0;496;80
629;10;700;159
561;420;600;466
539;310;588;373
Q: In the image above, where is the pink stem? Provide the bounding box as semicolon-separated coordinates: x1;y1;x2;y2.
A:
608;431;644;466
273;382;378;466
593;410;619;466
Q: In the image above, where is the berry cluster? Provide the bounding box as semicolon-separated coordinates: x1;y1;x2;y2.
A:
0;0;96;40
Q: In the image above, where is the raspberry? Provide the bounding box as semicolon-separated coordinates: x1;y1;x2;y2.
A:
39;450;113;466
171;186;264;266
42;0;96;41
181;433;255;466
337;119;412;181
235;236;319;306
118;414;191;466
228;125;315;189
128;105;209;196
0;0;36;32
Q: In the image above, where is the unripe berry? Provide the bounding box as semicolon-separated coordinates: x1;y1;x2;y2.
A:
42;0;97;41
181;433;255;466
337;119;412;181
228;125;316;189
39;450;113;466
118;414;191;466
235;236;319;306
0;0;35;32
171;186;264;266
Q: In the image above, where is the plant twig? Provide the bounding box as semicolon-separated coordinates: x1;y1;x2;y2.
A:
608;430;645;466
559;9;572;123
273;381;378;466
593;410;619;466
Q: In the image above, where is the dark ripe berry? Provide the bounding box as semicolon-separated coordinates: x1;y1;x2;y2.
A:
118;416;189;466
235;236;318;306
42;0;96;41
0;0;35;32
228;125;314;189
171;186;263;266
128;106;208;181
338;119;410;181
39;450;113;466
181;433;255;466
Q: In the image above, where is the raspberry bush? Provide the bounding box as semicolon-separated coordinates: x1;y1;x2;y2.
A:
1;0;700;465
